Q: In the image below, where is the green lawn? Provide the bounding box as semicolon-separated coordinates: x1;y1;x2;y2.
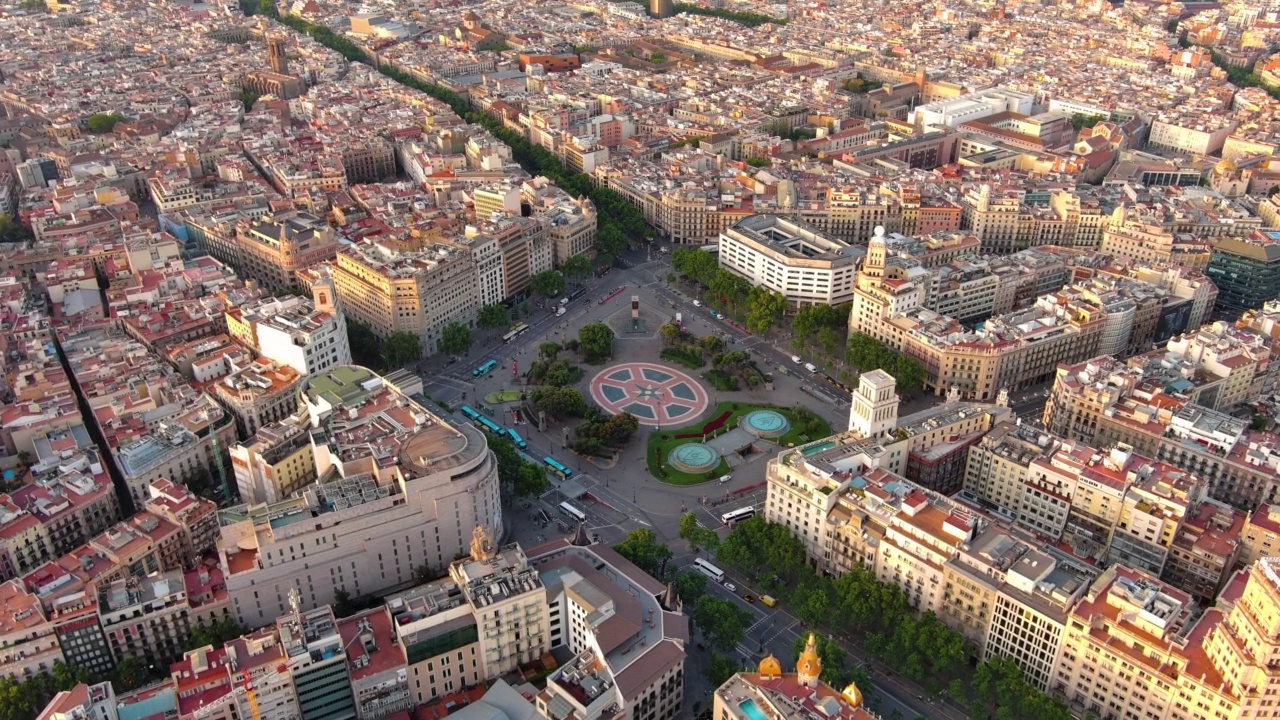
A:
647;402;832;485
484;390;523;404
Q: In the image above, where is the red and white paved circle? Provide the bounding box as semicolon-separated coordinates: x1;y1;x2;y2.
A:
589;362;709;426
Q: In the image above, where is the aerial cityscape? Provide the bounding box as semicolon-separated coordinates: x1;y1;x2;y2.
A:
0;0;1279;718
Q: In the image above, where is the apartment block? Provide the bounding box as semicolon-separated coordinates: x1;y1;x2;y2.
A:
1051;566;1196;718
1045;356;1280;509
961;420;1063;527
449;539;550;678
330;239;479;357
0;464;120;580
941;525;1097;690
211;358;303;439
231;283;351;377
144;479;220;562
59;325;237;510
278;605;358;720
230;414;317;506
235;212;341;293
98;568;230;668
532;542;686;720
218;366;501;628
337;608;411;720
0;579;64;679
35;683;119;720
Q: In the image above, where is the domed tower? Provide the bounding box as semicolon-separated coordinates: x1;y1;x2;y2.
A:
758;654;781;679
796;633;822;687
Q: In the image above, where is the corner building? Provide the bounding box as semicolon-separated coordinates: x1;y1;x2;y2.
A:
217;366;502;627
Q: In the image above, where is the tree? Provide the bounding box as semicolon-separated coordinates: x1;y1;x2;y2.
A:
816;326;843;358
347;318;383;369
705;653;740;688
478;303;509;329
414;563;438;584
1252;414;1270;432
539;341;562;360
515;462;549;496
112;658;148;692
189;618;245;650
597;223;629;257
531;270;566;298
238;90;261;111
674;570;708;605
578;322;614;363
672;248;719;286
85;112;124;133
562;254;592;279
334;589;356;617
613;528;673;578
679;512;720;552
700;334;726;357
693;595;752;647
745;157;771;167
384;330;422;368
659;322;682;346
530;386;587;417
746;286;787;334
437;322;472;357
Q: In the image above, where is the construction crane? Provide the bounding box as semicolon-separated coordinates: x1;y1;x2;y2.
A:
191;663;287;720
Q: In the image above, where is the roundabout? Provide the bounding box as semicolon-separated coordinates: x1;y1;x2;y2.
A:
589;362;710;427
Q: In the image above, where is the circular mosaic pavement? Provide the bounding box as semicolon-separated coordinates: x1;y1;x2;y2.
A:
589;362;710;427
741;409;790;439
668;443;721;473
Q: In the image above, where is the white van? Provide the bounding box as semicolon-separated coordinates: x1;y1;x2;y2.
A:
717;474;732;484
804;363;817;373
693;300;702;307
791;355;801;364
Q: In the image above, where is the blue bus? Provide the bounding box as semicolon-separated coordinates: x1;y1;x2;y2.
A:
543;456;573;478
476;416;503;434
460;405;482;421
472;359;497;378
506;428;528;449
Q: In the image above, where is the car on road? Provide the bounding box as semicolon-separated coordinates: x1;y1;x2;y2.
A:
693;300;702;307
741;594;755;603
791;355;801;363
723;582;737;592
804;362;817;373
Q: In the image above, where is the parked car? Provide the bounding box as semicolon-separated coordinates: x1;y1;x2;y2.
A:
742;594;755;603
723;582;737;592
791;355;802;363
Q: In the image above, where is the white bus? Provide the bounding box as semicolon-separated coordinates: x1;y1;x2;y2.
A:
693;558;725;583
720;506;756;526
502;323;531;343
559;502;586;523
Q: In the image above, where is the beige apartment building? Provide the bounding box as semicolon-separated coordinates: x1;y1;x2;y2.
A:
1045;356;1280;509
230;413;317;506
940;524;1098;690
851;229;1107;401
236;212;340;293
330;240;479;356
212;358;303;439
1050;558;1280;720
1099;208;1213;271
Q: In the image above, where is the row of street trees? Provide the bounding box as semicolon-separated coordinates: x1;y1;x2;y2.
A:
712;517;1071;720
670;249;787;334
845;332;926;397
